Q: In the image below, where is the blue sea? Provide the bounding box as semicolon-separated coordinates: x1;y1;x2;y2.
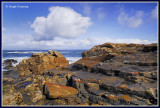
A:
2;50;86;70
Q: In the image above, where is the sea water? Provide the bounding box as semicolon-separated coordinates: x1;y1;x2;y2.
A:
2;50;86;70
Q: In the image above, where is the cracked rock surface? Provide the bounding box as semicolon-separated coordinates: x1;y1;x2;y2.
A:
2;43;158;106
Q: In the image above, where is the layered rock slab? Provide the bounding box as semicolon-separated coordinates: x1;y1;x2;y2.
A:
44;82;78;99
70;43;158;105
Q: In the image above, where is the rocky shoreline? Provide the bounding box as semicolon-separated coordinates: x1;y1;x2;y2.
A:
2;43;158;106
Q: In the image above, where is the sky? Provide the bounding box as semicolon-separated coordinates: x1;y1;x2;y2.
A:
2;2;158;50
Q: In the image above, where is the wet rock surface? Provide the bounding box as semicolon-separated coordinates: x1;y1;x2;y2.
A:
3;59;18;69
3;59;19;79
2;44;158;106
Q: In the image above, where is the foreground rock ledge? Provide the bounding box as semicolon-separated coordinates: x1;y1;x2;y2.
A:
16;51;69;77
44;82;78;99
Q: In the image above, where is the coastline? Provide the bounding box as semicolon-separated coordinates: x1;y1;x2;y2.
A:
2;43;158;106
2;50;84;72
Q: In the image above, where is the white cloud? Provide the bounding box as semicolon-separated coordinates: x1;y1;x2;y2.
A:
80;38;92;46
107;38;151;44
80;37;154;47
96;8;106;20
31;6;92;41
82;4;91;16
2;34;34;49
151;5;158;19
118;10;144;28
3;34;156;50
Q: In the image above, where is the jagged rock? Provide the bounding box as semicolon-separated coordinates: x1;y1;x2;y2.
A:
44;82;78;99
16;51;69;77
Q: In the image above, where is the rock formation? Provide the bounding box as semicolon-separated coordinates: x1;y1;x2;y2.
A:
71;43;157;105
3;43;158;106
16;51;69;77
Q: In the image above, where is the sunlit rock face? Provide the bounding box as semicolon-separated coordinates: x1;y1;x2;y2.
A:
16;51;69;77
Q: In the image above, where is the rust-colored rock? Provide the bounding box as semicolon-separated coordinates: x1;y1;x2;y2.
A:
44;82;78;99
118;95;131;103
16;51;69;77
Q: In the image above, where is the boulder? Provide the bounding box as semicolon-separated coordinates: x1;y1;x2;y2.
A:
16;51;69;77
44;82;78;99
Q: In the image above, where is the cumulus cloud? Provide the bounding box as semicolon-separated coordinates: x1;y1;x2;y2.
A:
151;5;158;19
31;6;92;41
96;8;106;20
118;10;144;28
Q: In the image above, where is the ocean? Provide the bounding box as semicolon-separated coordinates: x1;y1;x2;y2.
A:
2;50;86;70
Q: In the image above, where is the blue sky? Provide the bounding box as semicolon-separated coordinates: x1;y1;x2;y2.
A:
2;2;158;50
